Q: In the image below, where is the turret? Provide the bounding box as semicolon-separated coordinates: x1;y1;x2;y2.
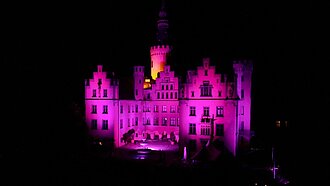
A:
134;66;145;100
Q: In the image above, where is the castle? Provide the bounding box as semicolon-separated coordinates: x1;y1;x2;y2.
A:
84;1;253;156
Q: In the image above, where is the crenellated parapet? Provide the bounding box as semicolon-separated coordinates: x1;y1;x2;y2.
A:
150;45;172;55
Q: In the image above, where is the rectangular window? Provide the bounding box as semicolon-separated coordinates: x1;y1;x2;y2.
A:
191;91;194;97
162;117;167;126
92;105;97;114
201;125;211;136
203;107;210;116
146;118;150;125
162;105;167;112
103;105;108;114
132;105;134;113
170;84;173;90
103;89;107;97
240;106;244;115
135;117;138;126
170;118;176;126
200;81;213;97
241;89;244;99
120;105;123;114
170;92;173;99
166;92;169;99
218;91;222;97
239;121;244;131
204;70;208;76
162;85;164;90
189;124;196;135
102;120;108;130
120;119;123;129
166;85;168;90
135;105;138;113
92;89;96;97
154;117;159;126
91;119;97;130
216;124;224;136
162;92;164;99
189;106;196;116
154;105;159;112
157;92;160;99
128;118;130;127
128;105;130;113
216;106;224;117
175;92;178;99
170;105;176;113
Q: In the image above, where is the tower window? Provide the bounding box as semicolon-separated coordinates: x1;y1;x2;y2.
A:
103;105;108;114
216;124;224;136
92;105;97;114
189;106;196;116
102;120;108;130
91;120;97;130
103;89;107;97
92;89;96;97
189;124;196;135
216;106;224;117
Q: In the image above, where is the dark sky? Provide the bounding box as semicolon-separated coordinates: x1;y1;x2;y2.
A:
2;0;329;167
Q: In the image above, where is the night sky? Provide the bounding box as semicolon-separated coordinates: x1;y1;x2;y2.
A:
2;0;329;184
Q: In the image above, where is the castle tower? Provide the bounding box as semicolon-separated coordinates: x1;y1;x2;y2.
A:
134;66;145;100
233;60;253;148
150;0;172;80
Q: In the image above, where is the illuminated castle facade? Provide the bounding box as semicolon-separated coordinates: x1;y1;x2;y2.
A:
84;1;253;156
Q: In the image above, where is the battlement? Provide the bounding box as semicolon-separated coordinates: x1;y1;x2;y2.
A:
134;66;145;73
233;60;253;71
150;45;172;52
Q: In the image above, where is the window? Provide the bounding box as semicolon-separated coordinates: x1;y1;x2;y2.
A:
120;119;123;129
103;105;108;114
135;117;138;126
135;105;138;113
120;105;123;114
102;120;108;130
91;120;97;130
98;79;102;89
103;89;107;97
128;105;130;113
162;85;164;90
146;118;150;125
92;105;97;114
128;118;130;127
204;70;208;76
162;117;167;126
241;89;244;99
154;105;159;112
162;105;167;112
216;106;224;117
200;81;213;97
166;85;168;90
201;125;210;135
92;89;96;97
170;84;173;90
189;106;196;116
162;92;164;99
240;106;244;115
191;91;194;97
170;118;176;126
177;118;179;126
203;107;210;116
170;92;173;99
175;92;178;99
189;140;196;151
166;92;168;99
218;91;222;97
157;92;160;99
170;105;176;113
189;124;196;135
147;93;150;99
239;121;244;131
154;117;159;125
216;124;224;136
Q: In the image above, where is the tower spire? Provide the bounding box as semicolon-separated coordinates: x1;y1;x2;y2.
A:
156;0;169;44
